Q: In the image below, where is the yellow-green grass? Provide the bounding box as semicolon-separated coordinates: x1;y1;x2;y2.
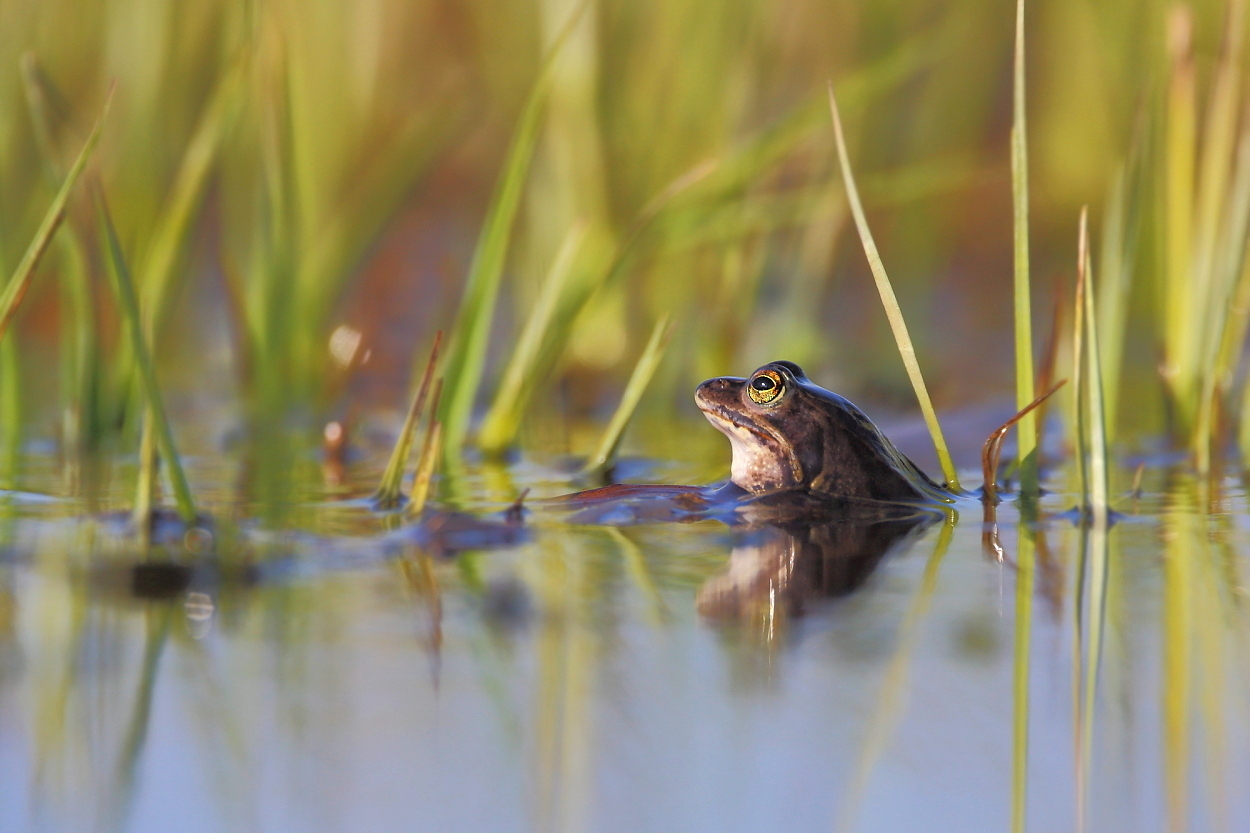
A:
581;316;675;479
0;92;109;344
375;333;442;509
828;83;960;492
438;5;587;459
1011;0;1039;500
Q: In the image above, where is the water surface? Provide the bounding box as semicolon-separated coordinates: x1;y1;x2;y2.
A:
1;448;1247;833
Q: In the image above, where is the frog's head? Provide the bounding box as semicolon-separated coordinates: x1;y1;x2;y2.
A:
694;361;944;502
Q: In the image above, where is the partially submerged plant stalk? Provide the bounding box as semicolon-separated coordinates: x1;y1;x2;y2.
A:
1011;0;1040;499
95;185;198;526
582;316;674;479
375;333;442;509
1072;206;1111;832
0;89;111;343
827;83;960;491
981;380;1066;506
405;387;444;520
133;412;158;532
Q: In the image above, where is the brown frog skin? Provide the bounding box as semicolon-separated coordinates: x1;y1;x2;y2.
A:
695;360;951;504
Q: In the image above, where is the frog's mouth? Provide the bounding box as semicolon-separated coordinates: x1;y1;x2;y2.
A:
695;399;803;492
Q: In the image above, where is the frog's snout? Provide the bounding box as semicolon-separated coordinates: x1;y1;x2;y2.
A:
695;377;736;406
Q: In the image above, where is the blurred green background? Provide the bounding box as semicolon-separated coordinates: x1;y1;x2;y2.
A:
0;0;1242;465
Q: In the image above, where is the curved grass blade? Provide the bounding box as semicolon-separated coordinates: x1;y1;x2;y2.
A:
374;332;442;509
827;84;960;491
95;186;197;525
0;89;112;343
581;316;674;479
1011;0;1039;498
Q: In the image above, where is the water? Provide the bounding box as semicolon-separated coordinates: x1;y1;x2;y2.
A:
1;448;1247;833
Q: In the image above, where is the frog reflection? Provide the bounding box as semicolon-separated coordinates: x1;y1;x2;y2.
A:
696;506;937;621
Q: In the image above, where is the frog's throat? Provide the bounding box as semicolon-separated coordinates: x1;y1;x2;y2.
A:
697;402;804;492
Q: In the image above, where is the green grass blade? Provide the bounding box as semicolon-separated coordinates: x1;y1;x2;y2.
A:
827;84;960;491
0;337;19;489
1163;9;1198;437
1095;166;1134;438
435;76;547;456
140;59;247;340
1011;0;1039;498
375;333;442;509
438;7;586;457
22;55;110;454
582;316;674;478
95;186;198;525
1073;212;1090;510
477;223;586;456
0;90;111;343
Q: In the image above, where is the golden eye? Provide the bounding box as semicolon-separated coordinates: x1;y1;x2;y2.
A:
747;370;784;404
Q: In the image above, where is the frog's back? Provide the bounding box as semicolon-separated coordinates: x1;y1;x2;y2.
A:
807;388;948;503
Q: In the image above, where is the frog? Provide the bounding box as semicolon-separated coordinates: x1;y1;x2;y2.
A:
694;360;952;505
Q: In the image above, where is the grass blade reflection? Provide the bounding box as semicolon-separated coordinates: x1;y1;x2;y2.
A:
837;514;954;833
1012;522;1035;833
103;606;173;832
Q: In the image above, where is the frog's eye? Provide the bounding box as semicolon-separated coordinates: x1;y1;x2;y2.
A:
747;370;784;405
